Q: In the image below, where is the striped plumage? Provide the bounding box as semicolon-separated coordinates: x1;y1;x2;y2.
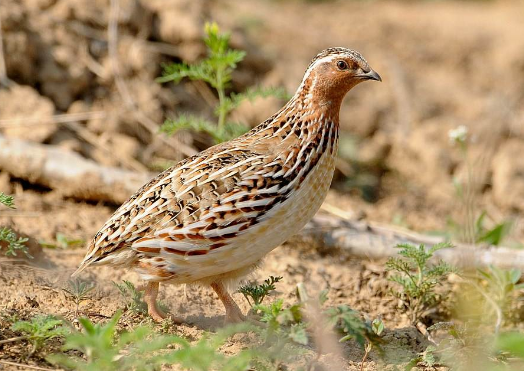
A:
74;47;381;322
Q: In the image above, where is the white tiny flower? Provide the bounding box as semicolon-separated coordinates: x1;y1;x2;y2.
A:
448;125;468;144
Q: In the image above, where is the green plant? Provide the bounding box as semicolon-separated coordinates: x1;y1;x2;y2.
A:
63;278;96;316
239;275;283;307
49;311;255;371
405;345;439;371
386;242;455;324
325;305;378;348
40;233;85;249
443;211;514;247
496;331;524;359
0;227;30;257
360;317;384;370
11;315;70;354
161;324;255;371
113;280;148;315
47;311;163;370
254;299;306;345
474;266;524;329
158;22;287;144
0;191;14;208
0;192;30;258
474;212;513;246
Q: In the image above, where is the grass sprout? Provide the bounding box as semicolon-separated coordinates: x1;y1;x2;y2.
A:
158;22;287;144
386;242;455;325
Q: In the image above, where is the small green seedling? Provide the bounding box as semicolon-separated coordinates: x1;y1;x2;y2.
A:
0;227;30;257
41;233;85;249
405;345;439;371
161;324;255;371
11;315;69;354
359;317;385;370
49;311;255;371
113;280;148;315
475;266;524;328
158;22;287;144
0;191;15;208
0;192;31;258
254;298;306;345
63;278;95;316
325;305;379;349
474;212;513;246
386;242;455;325
239;275;283;307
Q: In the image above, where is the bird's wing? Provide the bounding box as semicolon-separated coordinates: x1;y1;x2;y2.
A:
74;139;301;274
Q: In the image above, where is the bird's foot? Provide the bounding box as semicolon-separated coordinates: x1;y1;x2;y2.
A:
148;305;183;324
143;281;183;324
225;307;247;324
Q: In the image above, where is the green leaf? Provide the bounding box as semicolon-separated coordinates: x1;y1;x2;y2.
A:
0;192;15;209
372;318;384;336
476;220;513;246
0;227;31;258
496;332;524;358
289;324;308;345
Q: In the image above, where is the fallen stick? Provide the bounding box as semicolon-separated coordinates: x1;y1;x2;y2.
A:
0;134;154;204
2;134;524;269
304;214;524;270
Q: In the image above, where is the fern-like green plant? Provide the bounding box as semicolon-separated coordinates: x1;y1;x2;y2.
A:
158;22;287;144
0;191;14;208
0;192;30;258
239;275;283;307
63;278;96;316
11;315;70;354
113;280;149;315
386;242;455;324
324;305;379;349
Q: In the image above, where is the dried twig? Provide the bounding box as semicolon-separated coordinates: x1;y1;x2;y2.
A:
0;7;13;87
0;134;154;204
0;111;107;128
304;214;524;270
108;0;196;158
0;335;28;345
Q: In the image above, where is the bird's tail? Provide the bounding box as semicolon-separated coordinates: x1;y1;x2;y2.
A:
71;243;97;277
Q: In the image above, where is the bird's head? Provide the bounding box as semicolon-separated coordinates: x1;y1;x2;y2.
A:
298;47;381;107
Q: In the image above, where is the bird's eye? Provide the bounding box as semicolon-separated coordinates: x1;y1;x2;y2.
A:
336;60;348;70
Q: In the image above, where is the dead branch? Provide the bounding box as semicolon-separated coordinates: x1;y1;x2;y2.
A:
0;134;154;204
304;214;524;270
0;6;13;88
2;133;524;269
0;111;106;128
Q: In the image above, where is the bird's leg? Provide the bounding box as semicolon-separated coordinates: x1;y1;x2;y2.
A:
143;282;182;323
210;281;246;323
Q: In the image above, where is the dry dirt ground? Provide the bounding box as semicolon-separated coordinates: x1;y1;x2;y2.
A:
1;0;524;369
0;193;433;370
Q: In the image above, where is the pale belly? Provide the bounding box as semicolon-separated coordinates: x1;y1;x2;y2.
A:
161;150;337;284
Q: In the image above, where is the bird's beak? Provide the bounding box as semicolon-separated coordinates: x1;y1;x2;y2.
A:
358;69;382;82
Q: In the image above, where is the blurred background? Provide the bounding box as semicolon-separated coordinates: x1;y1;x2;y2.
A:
1;0;524;246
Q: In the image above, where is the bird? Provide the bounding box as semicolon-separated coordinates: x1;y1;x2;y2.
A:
73;47;381;323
